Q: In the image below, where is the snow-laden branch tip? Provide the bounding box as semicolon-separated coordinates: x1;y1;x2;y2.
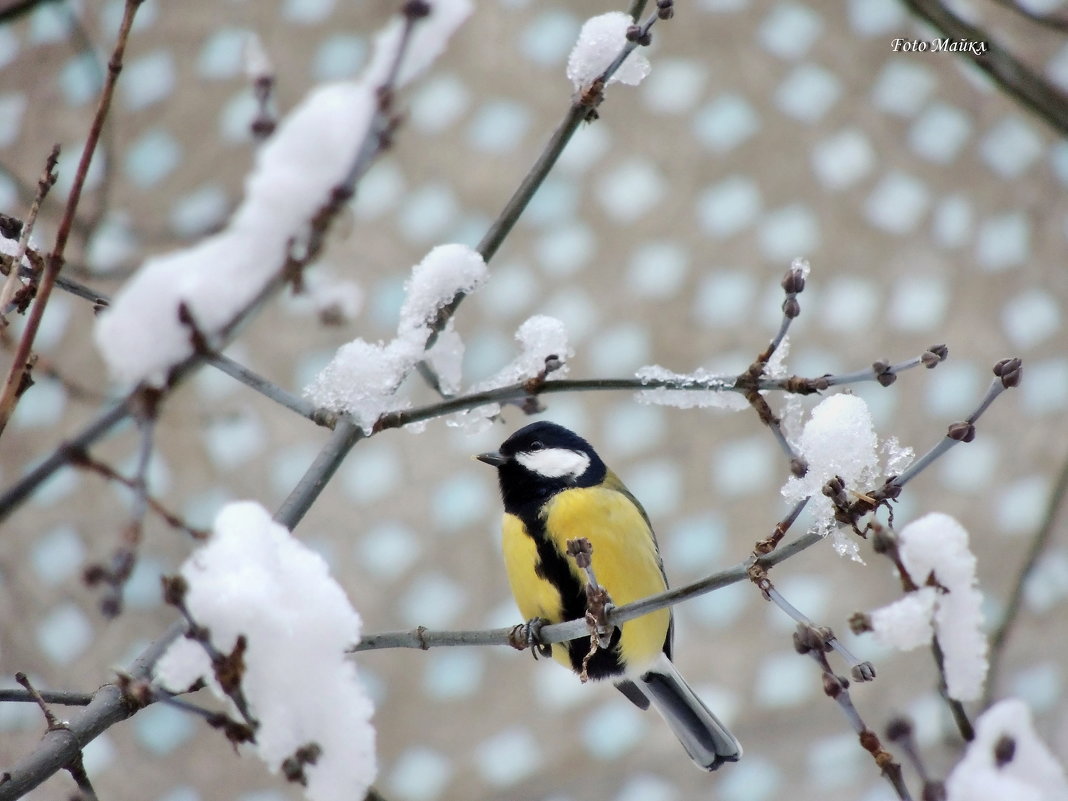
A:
870;513;988;702
154;502;375;801
945;699;1068;801
93;1;472;388
780;393;914;560
303;243;487;429
567;11;651;92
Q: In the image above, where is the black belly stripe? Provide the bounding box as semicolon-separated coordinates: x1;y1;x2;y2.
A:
516;503;626;679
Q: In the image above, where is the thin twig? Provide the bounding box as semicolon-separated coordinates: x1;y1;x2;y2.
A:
984;450;1068;706
0;146;58;316
0;0;142;437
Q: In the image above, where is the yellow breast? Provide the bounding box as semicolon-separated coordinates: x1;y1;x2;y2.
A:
500;485;671;677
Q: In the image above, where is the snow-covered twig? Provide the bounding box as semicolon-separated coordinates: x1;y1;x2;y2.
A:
0;146;58;317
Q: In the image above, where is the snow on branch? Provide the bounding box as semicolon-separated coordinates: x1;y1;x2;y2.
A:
154;502;375;801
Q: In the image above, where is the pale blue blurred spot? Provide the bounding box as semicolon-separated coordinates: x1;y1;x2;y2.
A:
786;345;842;378
368;274;405;331
766;573;830;633
219;90;257;143
819;275;879;333
124;128;181;189
1002;287;1059;347
432;472;492;534
353;158;405;220
696;176;762;237
473;727;542;786
125;556;167;610
121;50;176;111
1021;358;1068;415
12;380;65;429
409;73;471;135
87;214;138;274
30;464;79;507
399;572;465;628
808;733;865;788
388;746;453;801
312;34;365;81
169;183;230;238
269;442;321;499
689;581;748;628
810;128;875;190
477;259;538;319
665;512;726;575
197;27;250;80
0;172;16;209
1049;43;1068;93
908;102;972;163
81;732;116;774
30;2;71;43
202;408;266;470
358;664;388;706
0;680;38;731
924;360;982;418
447;212;491;249
641;58;707;115
581;700;646;760
847;0;905;35
182;488;232;530
55;138;104;196
396;183;458;243
1053;141;1068;185
466;99;531;154
541;287;600;342
0;27;19;69
931;194;972;248
692;94;760;153
864;171;929;234
37;603;92;665
1010;662;1062;712
693;270;757;328
759;204;820;262
237;791;289;801
996;475;1051;536
754;652;813;707
601;402;665;458
774;64;840;122
624;459;680;520
1024;548;1068;614
283;0;334;23
906;691;948;747
588;322;650;374
626;240;689;300
556;122;611;174
887;273;947;332
422;649;485;700
519;8;580;66
31;525;85;586
533;654;589;709
718;754;783;801
710;436;775;496
847;381;898;428
977;212;1030;271
595;158;666;223
937;438;998;493
157;786;201;801
613;773;678;801
522;176;579;228
58;53;100;108
360;523;422;580
536;400;589;438
758;3;822;60
870;61;935;117
979;116;1043;178
341;440;403;504
463;328;513;382
535;221;595;276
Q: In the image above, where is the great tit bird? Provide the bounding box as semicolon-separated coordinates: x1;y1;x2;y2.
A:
477;420;741;771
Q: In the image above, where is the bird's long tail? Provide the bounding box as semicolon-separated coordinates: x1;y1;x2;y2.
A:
624;654;742;771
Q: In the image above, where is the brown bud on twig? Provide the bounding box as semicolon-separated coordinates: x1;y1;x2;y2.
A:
161;574;188;607
994;734;1016;767
947;421;976;442
403;0;431;19
993;357;1022;388
848;612;872;635
782;296;801;319
885;716;912;742
871;524;897;555
625;24;641;41
822;671;844;699
781;267;806;294
872;359;896;387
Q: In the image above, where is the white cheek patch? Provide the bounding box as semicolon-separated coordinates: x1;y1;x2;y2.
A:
516;448;590;479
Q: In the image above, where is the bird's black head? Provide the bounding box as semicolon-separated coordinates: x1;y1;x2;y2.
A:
476;421;607;514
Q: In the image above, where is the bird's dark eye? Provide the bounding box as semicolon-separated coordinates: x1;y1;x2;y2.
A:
529;440;544;451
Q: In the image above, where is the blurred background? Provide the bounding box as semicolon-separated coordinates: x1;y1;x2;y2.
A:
1;1;1066;799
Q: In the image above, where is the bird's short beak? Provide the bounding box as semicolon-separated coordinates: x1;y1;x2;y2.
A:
475;450;508;467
